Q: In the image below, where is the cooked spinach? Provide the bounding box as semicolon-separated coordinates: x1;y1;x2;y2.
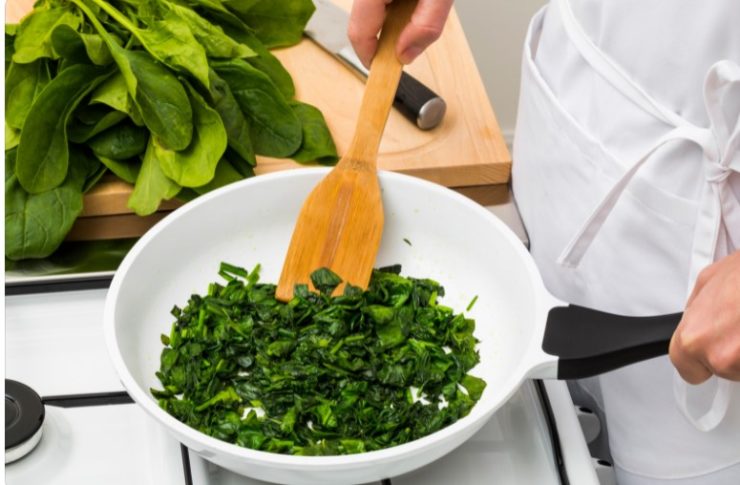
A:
5;0;337;260
152;264;486;455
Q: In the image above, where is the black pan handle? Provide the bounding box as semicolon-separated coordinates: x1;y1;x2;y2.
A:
542;305;683;379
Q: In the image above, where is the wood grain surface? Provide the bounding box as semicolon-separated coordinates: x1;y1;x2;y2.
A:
6;0;511;240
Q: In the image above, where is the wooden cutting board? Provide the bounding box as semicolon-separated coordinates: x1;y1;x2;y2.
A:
258;0;511;187
7;0;511;240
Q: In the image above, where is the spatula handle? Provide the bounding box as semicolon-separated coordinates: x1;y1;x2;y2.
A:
343;0;418;166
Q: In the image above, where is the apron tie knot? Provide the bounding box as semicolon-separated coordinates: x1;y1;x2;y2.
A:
704;157;731;184
557;60;740;272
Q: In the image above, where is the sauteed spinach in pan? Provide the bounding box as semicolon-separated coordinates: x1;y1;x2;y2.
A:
152;263;486;455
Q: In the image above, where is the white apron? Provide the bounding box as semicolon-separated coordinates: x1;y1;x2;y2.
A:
511;1;740;483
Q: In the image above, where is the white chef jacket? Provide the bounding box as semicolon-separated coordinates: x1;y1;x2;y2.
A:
511;0;740;483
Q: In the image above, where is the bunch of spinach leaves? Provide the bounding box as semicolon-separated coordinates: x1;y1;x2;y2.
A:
153;263;486;455
5;0;337;260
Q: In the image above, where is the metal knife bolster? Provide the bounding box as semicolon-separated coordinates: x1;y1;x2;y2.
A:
336;46;446;130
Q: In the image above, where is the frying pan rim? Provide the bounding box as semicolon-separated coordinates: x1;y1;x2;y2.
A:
104;167;552;468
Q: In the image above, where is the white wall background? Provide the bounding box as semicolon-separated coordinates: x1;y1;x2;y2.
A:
455;0;547;142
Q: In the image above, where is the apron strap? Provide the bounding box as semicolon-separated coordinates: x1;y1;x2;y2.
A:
673;374;733;432
556;126;715;268
554;0;689;129
691;61;740;283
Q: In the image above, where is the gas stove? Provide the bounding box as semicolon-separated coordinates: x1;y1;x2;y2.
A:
4;194;601;485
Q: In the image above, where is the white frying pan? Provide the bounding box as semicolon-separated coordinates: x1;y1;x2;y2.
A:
104;168;681;484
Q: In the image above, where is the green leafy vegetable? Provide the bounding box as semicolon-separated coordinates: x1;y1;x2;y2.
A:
69;106;128;143
5;0;337;260
128;139;181;216
73;0;195;150
50;24;113;66
192;158;243;195
89;119;149;160
5;124;21;151
89;72;145;126
225;0;314;48
152;264;486;455
15;63;110;193
86;0;211;87
5;147;94;260
5;59;51;130
161;1;256;59
214;59;302;157
290;101;338;165
97;155;141;184
158;82;228;187
207;69;256;166
13;6;81;63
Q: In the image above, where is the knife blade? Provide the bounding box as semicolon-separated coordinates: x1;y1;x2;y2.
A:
305;0;446;130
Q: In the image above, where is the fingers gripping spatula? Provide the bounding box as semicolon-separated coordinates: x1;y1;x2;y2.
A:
276;0;418;301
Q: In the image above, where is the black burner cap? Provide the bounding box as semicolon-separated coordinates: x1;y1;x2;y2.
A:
5;380;45;450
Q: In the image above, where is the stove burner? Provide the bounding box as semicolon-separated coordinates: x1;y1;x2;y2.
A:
5;380;45;464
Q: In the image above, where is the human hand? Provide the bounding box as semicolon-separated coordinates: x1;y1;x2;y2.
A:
669;251;740;384
348;0;454;67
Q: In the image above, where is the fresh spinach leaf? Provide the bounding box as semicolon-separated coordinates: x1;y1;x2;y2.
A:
50;24;112;66
223;147;256;178
69;105;128;143
88;120;149;160
158;82;227;187
214;59;301;157
290;101;338;165
207;69;255;166
73;0;194;150
13;6;81;63
220;25;295;98
96;155;141;184
225;0;314;48
5;147;84;261
5;124;21;151
89;72;145;126
162;1;256;59
15;63;110;194
192;158;242;195
86;0;211;88
115;48;194;150
67;145;107;193
128;139;181;216
5;59;51;130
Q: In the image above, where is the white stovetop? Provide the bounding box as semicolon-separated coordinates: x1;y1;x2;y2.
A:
5;284;594;485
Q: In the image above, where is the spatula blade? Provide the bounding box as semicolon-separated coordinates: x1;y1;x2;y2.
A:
276;166;384;301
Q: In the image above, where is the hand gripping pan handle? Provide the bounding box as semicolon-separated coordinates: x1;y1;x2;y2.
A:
542;305;683;379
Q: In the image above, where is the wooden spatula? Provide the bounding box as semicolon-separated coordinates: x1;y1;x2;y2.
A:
276;0;418;301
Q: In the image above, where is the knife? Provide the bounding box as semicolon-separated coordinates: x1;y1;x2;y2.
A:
305;0;447;130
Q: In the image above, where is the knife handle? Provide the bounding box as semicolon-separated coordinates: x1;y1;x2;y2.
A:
394;71;447;130
337;46;446;130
